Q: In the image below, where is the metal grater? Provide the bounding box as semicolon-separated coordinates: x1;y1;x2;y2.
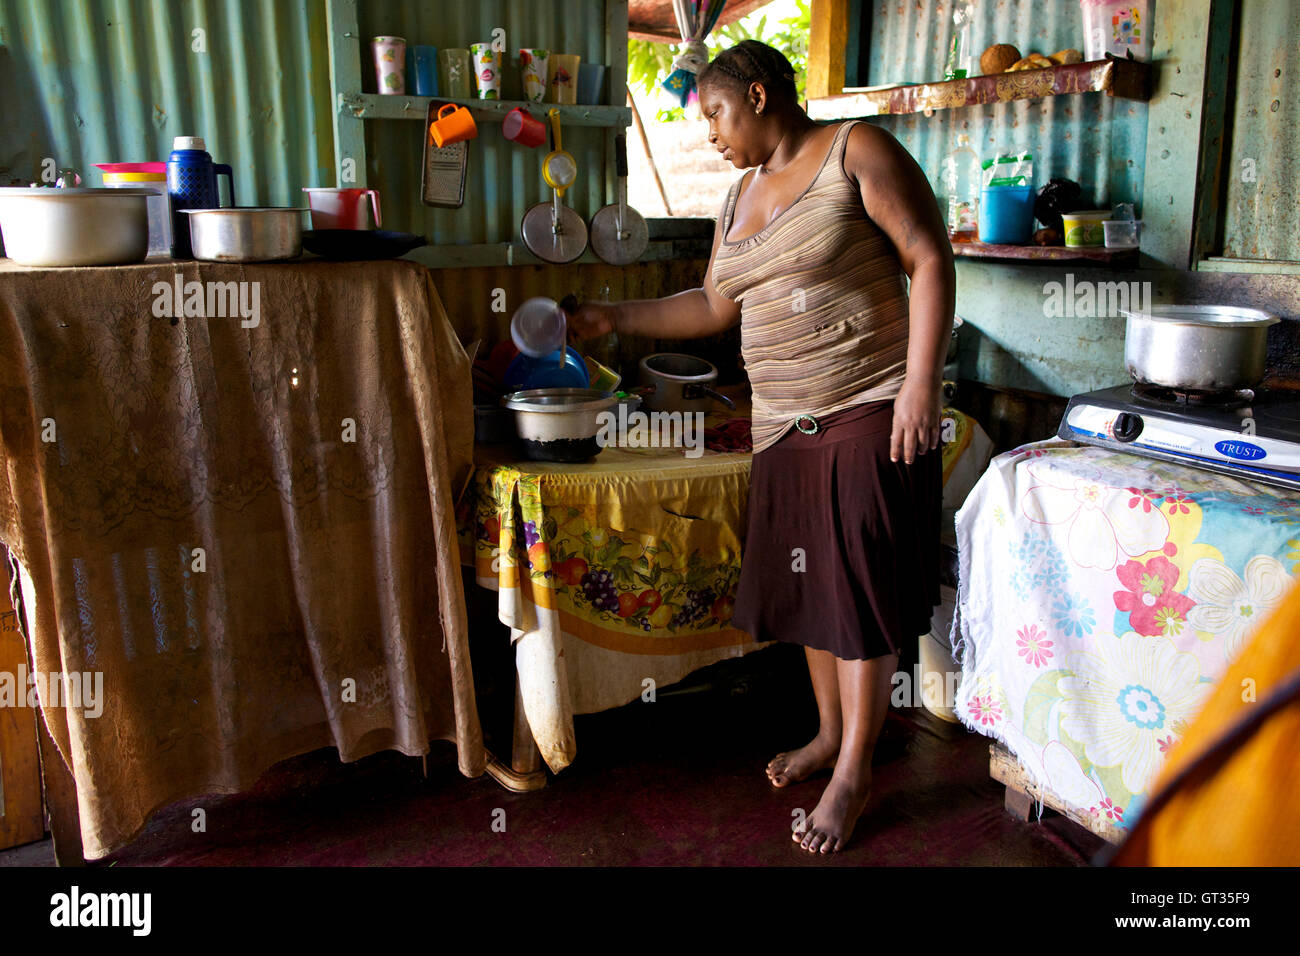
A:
421;102;468;208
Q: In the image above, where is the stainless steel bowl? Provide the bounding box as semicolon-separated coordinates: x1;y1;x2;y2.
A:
0;187;151;266
1123;305;1279;392
183;207;305;262
502;387;617;462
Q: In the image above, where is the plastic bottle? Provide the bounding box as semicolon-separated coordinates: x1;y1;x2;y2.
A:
942;134;981;243
943;1;976;80
585;284;622;377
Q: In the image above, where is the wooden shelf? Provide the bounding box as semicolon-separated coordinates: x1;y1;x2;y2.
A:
952;241;1139;265
337;92;631;128
808;58;1151;120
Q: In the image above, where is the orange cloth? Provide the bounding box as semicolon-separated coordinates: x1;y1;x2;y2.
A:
1112;579;1300;865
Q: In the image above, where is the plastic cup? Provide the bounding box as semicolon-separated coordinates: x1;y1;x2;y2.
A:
548;54;581;105
470;43;502;99
371;36;406;94
519;49;550;103
577;63;606;105
438;48;471;99
408;45;438;96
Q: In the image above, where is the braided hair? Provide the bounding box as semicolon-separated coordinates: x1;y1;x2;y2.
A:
697;40;798;103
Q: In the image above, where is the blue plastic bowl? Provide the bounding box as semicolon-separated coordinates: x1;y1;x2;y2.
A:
504;346;591;391
979;184;1036;244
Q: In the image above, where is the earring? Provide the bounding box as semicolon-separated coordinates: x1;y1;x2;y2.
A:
755;107;762;115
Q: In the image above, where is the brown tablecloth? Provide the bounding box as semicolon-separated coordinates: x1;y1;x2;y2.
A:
0;257;485;858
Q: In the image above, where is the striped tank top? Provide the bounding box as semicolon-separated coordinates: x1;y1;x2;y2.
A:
711;120;911;454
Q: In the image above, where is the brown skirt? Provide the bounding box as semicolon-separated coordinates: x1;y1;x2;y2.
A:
732;400;940;661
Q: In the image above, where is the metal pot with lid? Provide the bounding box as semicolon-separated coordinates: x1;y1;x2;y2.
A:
638;353;736;414
1122;305;1279;393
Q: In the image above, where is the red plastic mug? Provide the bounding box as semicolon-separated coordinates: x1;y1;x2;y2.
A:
502;107;546;148
302;188;381;230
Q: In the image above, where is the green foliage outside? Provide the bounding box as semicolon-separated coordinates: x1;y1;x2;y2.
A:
627;0;811;122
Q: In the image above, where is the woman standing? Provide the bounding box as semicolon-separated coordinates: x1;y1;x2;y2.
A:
569;40;955;854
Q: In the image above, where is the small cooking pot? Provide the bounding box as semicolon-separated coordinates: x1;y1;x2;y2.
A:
183;207;305;262
638;353;736;414
1123;305;1279;392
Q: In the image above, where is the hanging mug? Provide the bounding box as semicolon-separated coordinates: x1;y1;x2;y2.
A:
502;107;545;148
429;103;478;148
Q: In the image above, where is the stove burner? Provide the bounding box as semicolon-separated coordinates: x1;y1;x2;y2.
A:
1131;382;1256;410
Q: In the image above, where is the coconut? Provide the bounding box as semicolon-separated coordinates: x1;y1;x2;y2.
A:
979;43;1021;76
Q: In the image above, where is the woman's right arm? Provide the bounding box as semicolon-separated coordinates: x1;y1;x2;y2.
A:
568;210;741;340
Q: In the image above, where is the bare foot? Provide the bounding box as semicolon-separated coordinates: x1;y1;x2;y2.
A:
766;733;839;788
792;772;871;854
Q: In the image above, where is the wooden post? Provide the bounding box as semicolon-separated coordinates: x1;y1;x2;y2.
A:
0;573;44;851
325;0;368;187
627;91;674;216
807;0;850;101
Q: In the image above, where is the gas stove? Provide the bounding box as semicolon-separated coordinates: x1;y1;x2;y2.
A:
1059;384;1300;492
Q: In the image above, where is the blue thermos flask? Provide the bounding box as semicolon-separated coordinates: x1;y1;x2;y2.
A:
167;135;235;258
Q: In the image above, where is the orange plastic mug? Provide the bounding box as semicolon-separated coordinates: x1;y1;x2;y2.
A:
430;103;478;148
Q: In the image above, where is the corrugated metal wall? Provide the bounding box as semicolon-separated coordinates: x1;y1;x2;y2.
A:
0;0;335;203
1221;0;1299;262
354;0;615;241
0;0;614;242
863;0;1147;210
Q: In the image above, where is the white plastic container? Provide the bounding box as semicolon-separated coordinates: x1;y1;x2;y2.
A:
1080;0;1151;62
510;297;567;358
104;177;171;258
1104;219;1141;249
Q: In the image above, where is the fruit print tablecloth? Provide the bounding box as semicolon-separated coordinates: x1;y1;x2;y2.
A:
954;440;1300;834
458;405;983;774
457;435;760;773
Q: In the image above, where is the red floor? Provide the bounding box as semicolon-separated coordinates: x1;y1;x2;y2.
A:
16;643;1104;867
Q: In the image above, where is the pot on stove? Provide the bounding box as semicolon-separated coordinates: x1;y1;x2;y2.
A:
638;353;736;414
1123;305;1279;393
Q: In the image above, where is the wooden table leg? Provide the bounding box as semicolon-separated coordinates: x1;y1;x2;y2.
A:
484;673;547;793
1004;783;1036;821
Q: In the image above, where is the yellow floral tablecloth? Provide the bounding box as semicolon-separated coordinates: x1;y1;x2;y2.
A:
458;405;978;773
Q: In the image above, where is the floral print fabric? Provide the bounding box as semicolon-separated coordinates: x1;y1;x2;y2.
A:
955;440;1299;834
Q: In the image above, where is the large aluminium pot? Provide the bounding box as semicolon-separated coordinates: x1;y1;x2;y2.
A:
0;186;151;266
638;353;736;414
502;387;617;462
182;207;305;262
1122;305;1279;392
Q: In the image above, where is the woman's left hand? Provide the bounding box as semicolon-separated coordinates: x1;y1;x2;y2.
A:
891;378;942;465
